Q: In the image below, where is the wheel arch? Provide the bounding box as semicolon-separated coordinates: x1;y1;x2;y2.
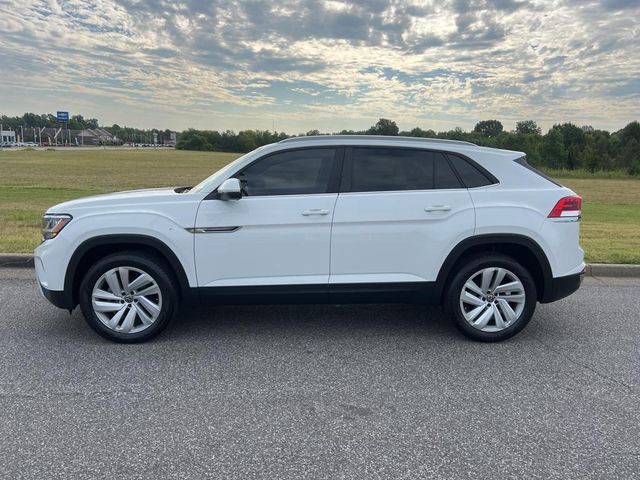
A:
64;234;194;309
436;234;553;303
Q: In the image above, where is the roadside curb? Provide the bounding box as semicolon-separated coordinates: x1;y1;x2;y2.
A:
0;253;639;277
0;254;34;269
586;263;640;278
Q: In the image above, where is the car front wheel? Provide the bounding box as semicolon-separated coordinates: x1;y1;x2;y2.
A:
79;251;178;343
444;254;537;342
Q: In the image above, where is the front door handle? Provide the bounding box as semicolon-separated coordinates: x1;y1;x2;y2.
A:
425;205;451;212
302;209;330;216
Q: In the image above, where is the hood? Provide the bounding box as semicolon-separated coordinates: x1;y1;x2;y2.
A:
46;187;182;214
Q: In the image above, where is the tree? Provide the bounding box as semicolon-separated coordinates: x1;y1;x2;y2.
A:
515;120;541;135
474;119;503;137
620;138;640;175
406;127;436;138
367;118;399;136
541;128;566;168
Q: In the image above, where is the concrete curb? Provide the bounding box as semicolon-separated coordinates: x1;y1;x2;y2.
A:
0;253;639;277
0;254;34;269
586;263;640;278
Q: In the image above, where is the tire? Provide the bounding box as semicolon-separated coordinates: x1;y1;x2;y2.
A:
444;253;537;342
79;251;178;343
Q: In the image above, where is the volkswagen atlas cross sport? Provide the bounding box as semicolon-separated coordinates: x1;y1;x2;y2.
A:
35;136;585;343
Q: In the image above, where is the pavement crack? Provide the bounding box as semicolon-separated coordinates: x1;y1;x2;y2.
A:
532;338;636;394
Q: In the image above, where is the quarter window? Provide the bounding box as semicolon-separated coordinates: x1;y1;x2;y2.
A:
238;148;337;196
447;154;495;188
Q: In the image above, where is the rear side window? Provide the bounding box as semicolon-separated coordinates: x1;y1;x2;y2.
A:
434;153;462;189
447;154;496;188
350;148;433;192
238;148;337;196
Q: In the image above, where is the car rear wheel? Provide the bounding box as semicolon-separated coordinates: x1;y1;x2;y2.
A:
79;251;178;343
444;254;537;342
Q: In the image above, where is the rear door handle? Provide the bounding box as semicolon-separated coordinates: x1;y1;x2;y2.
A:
425;205;451;212
302;209;330;216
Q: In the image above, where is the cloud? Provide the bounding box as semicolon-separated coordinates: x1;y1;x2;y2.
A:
0;0;637;133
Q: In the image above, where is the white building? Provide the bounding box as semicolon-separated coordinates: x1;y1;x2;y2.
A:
1;129;16;144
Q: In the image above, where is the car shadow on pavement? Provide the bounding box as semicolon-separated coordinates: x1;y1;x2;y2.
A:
160;303;457;344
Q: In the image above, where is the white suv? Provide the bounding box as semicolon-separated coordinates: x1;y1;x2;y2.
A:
35;136;585;343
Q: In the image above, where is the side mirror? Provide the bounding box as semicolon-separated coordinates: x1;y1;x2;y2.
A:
217;178;242;200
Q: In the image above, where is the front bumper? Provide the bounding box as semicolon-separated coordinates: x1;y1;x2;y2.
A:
35;248;75;310
40;284;75;310
540;268;586;303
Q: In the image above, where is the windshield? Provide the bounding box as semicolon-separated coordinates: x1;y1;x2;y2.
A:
190;149;258;193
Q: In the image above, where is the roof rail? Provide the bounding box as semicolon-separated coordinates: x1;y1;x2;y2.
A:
278;135;477;147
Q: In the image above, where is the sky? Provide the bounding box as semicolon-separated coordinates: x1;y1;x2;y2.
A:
0;0;638;133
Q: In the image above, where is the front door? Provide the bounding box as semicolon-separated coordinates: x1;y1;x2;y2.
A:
194;147;341;289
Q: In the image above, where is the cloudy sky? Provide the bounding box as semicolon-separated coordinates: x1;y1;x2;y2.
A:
0;0;638;133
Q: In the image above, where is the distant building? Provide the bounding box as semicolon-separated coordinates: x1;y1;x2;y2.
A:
36;127;119;145
74;128;119;145
1;129;16;144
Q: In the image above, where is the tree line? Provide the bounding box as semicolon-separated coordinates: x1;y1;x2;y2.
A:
176;118;640;175
2;112;638;174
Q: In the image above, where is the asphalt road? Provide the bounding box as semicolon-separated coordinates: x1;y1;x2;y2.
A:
1;269;639;479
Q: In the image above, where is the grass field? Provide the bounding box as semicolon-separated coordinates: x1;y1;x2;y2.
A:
1;148;639;263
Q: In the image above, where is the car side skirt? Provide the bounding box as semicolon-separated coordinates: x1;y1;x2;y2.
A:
197;282;438;305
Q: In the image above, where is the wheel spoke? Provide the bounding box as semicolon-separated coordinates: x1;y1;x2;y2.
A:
118;268;130;293
494;281;522;294
462;290;485;307
480;269;493;293
119;306;137;333
127;273;152;292
137;295;161;316
135;284;160;297
464;304;486;322
497;299;517;323
93;289;121;301
493;304;506;329
106;305;127;329
489;268;507;292
105;270;122;295
499;292;525;303
464;279;484;297
134;304;154;325
473;306;494;329
93;300;124;312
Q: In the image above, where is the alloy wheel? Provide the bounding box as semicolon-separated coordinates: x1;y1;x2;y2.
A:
91;266;163;334
459;267;526;332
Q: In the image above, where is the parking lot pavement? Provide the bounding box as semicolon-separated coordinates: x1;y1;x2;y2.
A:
1;269;639;479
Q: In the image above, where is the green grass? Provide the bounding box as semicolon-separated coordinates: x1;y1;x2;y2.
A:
1;148;639;263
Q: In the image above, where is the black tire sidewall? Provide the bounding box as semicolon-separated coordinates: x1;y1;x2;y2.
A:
79;252;177;343
445;254;537;342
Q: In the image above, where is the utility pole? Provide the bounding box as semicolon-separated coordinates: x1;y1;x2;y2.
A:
0;123;3;151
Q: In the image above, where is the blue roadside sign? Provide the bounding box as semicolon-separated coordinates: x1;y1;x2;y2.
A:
57;111;69;123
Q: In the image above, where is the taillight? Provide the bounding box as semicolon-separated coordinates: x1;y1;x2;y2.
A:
548;195;582;218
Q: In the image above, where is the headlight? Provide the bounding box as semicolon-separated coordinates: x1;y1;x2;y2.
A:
42;214;72;240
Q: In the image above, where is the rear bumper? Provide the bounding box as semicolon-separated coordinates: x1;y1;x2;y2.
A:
540;268;586;303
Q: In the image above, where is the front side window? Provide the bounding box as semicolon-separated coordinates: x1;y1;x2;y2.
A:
238;148;337;196
349;148;434;192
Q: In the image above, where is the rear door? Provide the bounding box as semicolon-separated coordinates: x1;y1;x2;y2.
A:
330;147;475;287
